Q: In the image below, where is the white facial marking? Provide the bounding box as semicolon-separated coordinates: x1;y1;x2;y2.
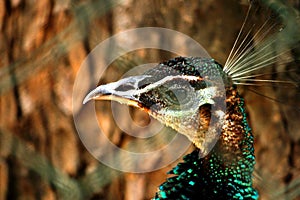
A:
136;75;202;94
215;110;225;119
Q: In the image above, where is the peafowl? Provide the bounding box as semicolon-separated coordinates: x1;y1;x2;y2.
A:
83;2;299;200
84;57;258;199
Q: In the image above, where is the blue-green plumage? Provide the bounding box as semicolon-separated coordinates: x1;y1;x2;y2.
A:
154;83;258;200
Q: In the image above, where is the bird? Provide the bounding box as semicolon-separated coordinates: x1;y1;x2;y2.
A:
83;57;258;199
82;2;299;200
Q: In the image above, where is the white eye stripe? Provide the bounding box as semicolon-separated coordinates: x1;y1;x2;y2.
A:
136;75;203;94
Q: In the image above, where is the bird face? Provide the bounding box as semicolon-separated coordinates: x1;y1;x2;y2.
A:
84;57;227;155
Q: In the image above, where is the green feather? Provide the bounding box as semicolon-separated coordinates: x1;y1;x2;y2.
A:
154;82;258;200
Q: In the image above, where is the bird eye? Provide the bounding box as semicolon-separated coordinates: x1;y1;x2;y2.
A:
164;88;189;106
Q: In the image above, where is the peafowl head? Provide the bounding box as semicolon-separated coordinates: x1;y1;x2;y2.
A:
84;57;232;156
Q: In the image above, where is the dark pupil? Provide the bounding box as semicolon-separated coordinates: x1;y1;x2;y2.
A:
165;88;187;105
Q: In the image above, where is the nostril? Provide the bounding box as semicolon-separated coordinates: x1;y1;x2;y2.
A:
115;84;135;91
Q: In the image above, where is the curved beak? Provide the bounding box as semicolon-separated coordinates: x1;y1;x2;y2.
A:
83;75;151;108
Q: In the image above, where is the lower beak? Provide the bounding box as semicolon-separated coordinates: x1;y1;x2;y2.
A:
83;89;141;108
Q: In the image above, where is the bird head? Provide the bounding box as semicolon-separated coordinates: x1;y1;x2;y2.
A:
84;57;229;155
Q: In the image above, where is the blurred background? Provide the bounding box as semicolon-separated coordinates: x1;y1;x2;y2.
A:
0;0;300;199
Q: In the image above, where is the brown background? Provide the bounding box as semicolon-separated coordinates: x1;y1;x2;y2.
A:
0;0;300;199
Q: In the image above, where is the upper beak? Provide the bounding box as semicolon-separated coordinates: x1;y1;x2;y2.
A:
83;75;151;108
